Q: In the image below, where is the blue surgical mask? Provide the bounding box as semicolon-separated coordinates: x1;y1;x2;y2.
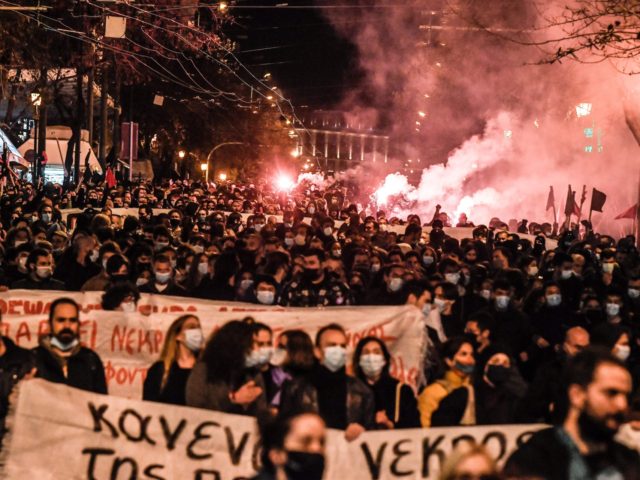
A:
50;336;79;352
494;295;510;311
454;361;474;375
546;293;562;307
41;213;51;223
155;272;171;284
322;345;347;372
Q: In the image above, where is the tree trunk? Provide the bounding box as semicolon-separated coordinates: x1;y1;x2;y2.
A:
99;64;108;166
87;66;94;145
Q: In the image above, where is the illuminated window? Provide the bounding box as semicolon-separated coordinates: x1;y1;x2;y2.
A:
576;103;592;117
584;146;593;153
504;130;512;139
584;128;593;138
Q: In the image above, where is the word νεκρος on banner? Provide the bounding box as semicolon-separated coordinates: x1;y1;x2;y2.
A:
0;290;427;399
0;379;548;480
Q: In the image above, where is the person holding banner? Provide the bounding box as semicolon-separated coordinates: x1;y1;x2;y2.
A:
33;297;107;394
418;337;476;428
353;336;421;429
186;319;267;416
143;314;203;405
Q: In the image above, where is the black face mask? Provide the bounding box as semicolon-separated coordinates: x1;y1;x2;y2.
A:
170;218;181;229
303;268;321;282
111;274;129;283
285;451;325;480
486;365;509;386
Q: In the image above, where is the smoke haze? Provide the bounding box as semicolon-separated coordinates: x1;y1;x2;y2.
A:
320;0;640;236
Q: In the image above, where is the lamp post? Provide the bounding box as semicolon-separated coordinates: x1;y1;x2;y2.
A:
200;162;208;182
205;141;243;181
30;93;41;182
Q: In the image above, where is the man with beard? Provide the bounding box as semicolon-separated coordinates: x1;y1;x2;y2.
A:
280;249;352;307
505;347;640;479
33;298;107;394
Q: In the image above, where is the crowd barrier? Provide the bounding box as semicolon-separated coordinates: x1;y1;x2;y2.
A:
1;379;547;479
0;290;426;398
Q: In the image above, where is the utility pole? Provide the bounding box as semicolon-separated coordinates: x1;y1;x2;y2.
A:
99;64;108;166
74;68;83;183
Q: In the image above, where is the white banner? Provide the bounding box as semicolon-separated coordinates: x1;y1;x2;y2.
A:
0;291;426;399
1;380;546;480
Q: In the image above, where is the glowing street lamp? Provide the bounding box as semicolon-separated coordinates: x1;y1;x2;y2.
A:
291;148;300;158
218;172;227;181
218;2;228;12
178;150;186;159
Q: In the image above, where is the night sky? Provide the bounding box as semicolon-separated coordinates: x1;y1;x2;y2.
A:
228;1;362;108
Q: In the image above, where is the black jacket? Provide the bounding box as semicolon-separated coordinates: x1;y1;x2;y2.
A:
11;276;66;290
33;338;108;394
143;361;191;406
365;374;420;429
280;366;375;430
504;427;640;480
139;281;187;297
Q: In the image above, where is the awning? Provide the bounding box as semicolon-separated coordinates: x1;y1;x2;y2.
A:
18;138;103;175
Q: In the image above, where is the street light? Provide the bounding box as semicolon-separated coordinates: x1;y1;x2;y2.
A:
218;172;227;181
200;162;208;182
178;150;186;159
30;92;42;182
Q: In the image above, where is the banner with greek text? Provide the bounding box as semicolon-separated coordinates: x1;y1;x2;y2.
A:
1;380;546;480
0;291;426;399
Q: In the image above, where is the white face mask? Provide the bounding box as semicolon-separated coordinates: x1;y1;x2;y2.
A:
602;263;615;274
136;278;149;287
606;303;621;317
183;328;204;352
560;269;573;280
615;344;631;362
528;266;539;277
121;301;137;313
294;234;306;246
18;256;28;270
270;347;287;367
198;262;209;275
434;297;447;313
629;288;640;299
284;238;294;247
445;272;460;285
89;250;99;263
256;290;275;305
323;227;333;236
322;345;347;372
36;266;52;279
388;277;404;292
359;353;386;378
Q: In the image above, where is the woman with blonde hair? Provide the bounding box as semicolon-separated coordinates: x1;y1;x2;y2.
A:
143;314;204;405
440;443;500;480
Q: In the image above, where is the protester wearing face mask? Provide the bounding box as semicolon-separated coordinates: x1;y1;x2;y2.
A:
247;324;287;407
603;290;626;325
434;282;464;338
254;412;326;480
80;243;121;292
186;319;267;416
280;249;352;307
353;337;420;429
553;252;584;311
365;264;407;306
481;279;532;362
144;315;203;406
530;282;571;360
101;283;141;312
253;276;279;305
279;324;374;441
474;348;527;425
419;337;476;427
10;249;65;290
590;323;634;368
33;298;107;394
138;254;187;296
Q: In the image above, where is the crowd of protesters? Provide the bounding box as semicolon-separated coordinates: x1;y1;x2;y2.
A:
0;175;640;478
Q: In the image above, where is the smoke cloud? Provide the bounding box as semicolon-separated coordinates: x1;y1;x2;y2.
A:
321;0;640;236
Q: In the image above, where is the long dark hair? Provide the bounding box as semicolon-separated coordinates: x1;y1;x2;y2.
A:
201;320;253;386
281;329;315;372
353;336;391;382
